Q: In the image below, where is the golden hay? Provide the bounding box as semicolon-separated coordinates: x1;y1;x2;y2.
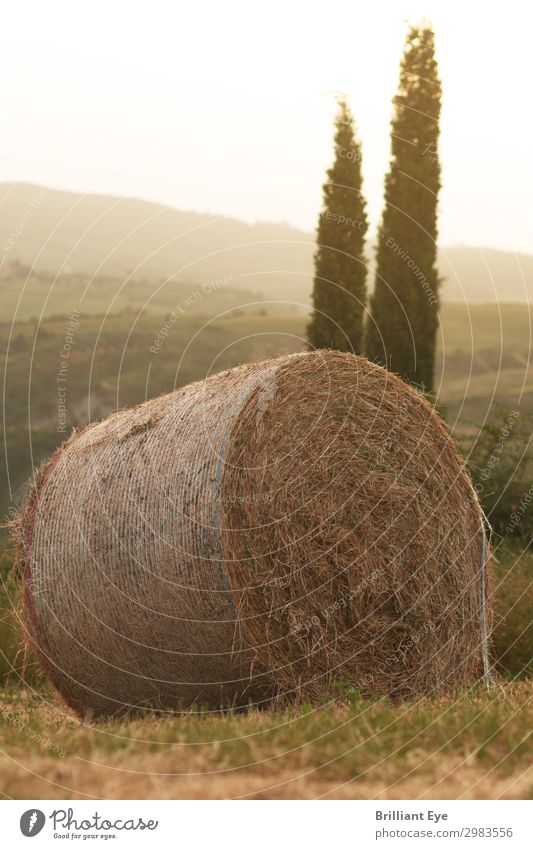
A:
14;351;490;717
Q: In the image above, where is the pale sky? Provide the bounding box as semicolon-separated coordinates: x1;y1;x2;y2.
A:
2;0;532;253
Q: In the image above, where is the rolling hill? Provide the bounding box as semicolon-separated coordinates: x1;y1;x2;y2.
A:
1;182;532;305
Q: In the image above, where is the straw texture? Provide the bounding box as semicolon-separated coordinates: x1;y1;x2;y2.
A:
15;350;490;717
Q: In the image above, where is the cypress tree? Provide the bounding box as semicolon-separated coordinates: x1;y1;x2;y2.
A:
365;25;442;391
307;98;368;353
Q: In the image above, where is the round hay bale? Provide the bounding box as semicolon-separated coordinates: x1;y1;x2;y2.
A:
15;350;490;717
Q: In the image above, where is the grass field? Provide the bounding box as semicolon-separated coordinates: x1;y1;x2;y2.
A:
0;273;271;324
1;683;531;800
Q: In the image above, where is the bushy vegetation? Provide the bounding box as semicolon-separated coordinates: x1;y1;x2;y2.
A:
0;552;41;688
467;409;533;545
492;549;533;677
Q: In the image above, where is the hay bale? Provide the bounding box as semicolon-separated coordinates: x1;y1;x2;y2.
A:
15;351;490;717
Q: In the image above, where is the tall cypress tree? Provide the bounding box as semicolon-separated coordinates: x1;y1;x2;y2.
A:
307;98;368;353
365;25;442;391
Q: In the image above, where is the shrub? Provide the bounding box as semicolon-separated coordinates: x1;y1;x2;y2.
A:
0;552;41;688
492;545;533;677
467;409;533;544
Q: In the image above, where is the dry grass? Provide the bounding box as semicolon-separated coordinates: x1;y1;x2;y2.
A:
223;351;488;701
1;681;531;800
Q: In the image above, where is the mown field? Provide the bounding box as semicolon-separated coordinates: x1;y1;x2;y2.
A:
0;682;532;800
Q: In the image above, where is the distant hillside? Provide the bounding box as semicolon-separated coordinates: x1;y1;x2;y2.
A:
1;182;532;303
2;303;532;525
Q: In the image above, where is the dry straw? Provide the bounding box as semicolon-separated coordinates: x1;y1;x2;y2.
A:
14;351;490;717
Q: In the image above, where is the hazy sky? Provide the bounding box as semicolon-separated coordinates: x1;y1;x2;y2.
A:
2;0;532;253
